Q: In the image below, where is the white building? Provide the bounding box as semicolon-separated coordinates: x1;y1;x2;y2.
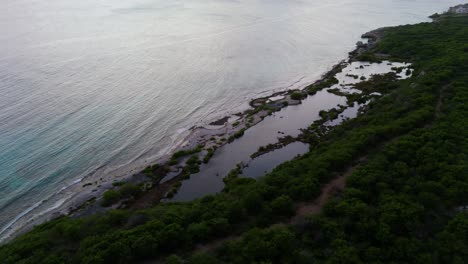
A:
449;4;468;14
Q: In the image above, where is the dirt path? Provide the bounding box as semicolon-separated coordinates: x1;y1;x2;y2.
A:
289;83;448;224
194;236;235;253
289;156;367;224
190;164;357;257
290;176;346;223
435;84;449;119
191;156;368;255
148;84;449;260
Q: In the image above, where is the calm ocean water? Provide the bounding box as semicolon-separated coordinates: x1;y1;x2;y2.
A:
0;0;460;241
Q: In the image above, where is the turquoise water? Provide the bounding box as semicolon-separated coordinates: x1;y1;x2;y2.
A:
0;0;460;241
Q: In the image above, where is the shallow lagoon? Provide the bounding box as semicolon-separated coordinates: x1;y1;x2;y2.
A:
171;61;412;201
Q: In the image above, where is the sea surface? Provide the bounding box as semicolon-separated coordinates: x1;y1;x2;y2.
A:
0;0;461;242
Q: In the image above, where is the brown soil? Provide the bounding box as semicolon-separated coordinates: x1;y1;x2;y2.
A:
435;84;449;119
289;156;367;224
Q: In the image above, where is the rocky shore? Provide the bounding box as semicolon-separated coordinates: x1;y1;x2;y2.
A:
1;25;392;243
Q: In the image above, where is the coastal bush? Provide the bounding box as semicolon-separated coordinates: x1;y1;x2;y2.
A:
270;195;294;217
357;52;382;62
101;190;121;207
203;149;214;164
1;11;468;264
100;184;141;207
143;166;153;176
166;255;184;264
290;91;304;100
307;77;340;95
218;226;296;263
318;108;342;121
119;183;141;198
171;145;204;160
429;13;440;19
143;164;162;178
228;128;246;143
186;155;201;174
189;253;218;264
307;86;320;95
112;181;125;187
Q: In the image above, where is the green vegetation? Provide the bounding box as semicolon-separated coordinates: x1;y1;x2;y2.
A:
203;148;215;164
1;11;467;264
186;155;201;174
141;163;170;183
169;145;204;165
100;189;121;207
327;72;400;106
429;13;441;19
101;183;141;207
227;128;246;143
326;87;348;96
245;100;283;118
307;77;339;95
251;135;297;159
318;106;345;122
391;66;405;73
222;164;243;184
111;181;124;187
290;91;304;100
172;145;204;159
166;182;182;198
356;52;383;62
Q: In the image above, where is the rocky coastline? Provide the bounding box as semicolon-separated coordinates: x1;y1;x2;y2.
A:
1;26;388;244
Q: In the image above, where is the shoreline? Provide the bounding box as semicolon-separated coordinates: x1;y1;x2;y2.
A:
0;28;383;244
3;4;467;261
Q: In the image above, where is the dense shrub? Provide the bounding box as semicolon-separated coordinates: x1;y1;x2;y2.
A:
101;190;121;207
290;91;304;100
